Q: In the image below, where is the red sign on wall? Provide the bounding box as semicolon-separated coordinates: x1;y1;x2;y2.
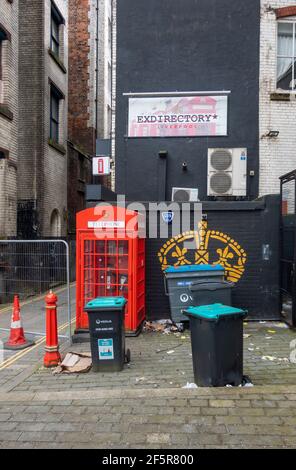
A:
92;157;111;176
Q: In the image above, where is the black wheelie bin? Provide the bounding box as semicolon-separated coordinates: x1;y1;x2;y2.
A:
184;303;247;387
164;264;225;322
84;297;130;372
189;279;234;307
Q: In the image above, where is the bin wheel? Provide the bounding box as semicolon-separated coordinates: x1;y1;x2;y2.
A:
125;349;131;364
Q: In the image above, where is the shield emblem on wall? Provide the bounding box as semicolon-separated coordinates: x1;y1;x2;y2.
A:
162;211;174;224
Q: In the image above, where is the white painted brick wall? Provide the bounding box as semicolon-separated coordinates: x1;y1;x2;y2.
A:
260;0;296;196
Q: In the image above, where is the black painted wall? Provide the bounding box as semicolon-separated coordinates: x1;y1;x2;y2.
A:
146;196;281;321
115;0;260;201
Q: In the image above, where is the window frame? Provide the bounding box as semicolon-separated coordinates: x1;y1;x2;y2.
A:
51;13;60;56
50;2;65;58
50;84;64;143
0;25;11;105
0;40;3;95
277;19;296;92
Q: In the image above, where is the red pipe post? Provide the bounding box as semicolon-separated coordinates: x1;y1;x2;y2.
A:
44;290;61;368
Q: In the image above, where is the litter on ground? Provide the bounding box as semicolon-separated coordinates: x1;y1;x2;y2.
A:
135;377;146;383
52;352;92;375
143;320;184;334
263;322;289;329
262;355;277;361
182;382;198;389
261;356;289;363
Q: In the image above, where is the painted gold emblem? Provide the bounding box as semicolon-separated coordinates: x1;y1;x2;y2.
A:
157;221;247;283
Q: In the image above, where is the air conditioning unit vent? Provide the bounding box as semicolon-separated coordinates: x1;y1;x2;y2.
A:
210;149;232;171
207;148;247;197
210;172;232;194
172;187;199;202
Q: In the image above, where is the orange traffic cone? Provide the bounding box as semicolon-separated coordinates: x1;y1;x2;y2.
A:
4;295;35;350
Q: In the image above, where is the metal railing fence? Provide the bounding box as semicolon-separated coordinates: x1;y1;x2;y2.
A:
0;240;71;341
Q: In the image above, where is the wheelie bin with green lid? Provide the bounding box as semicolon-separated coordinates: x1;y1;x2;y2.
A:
164;264;225;322
184;303;247;387
84;297;130;372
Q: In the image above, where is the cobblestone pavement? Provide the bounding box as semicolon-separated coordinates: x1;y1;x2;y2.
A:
10;321;296;393
0;319;295;448
0;386;296;449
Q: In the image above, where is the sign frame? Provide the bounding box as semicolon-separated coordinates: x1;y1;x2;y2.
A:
127;94;229;139
92;156;111;176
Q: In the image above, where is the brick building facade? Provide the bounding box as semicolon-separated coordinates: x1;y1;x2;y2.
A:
18;0;69;238
260;1;296;196
67;0;113;235
0;0;18;237
2;1;295;238
0;0;113;239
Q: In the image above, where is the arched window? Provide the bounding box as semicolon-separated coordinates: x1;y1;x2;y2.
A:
50;209;61;237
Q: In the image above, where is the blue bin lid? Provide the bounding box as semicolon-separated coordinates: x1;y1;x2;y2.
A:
84;297;127;310
184;303;247;321
165;264;224;274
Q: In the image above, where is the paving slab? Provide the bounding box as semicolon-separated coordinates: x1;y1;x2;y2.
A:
0;318;295;448
7;322;296;394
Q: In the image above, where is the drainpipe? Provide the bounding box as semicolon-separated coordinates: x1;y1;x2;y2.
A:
95;0;99;143
110;0;114;142
93;0;99;184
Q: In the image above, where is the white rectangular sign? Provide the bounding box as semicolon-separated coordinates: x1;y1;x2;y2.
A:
88;221;125;229
93;156;111;176
128;95;228;138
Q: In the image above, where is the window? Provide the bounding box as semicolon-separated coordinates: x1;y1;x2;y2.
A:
108;63;112;95
50;84;64;142
50;209;61;237
0;24;11;104
50;2;64;57
108;18;112;52
78;154;85;181
50;89;59;142
277;21;296;91
0;40;3;102
107;105;112;136
51;14;60;56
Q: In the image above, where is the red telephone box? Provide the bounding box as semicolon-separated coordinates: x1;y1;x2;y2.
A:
75;205;146;335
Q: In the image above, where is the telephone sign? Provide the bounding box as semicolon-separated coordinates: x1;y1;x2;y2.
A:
93;156;111;176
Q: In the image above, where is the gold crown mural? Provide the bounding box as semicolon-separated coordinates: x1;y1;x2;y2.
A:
158;221;247;283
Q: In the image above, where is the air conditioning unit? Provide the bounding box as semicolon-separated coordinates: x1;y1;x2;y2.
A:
172;187;199;202
207;148;247;197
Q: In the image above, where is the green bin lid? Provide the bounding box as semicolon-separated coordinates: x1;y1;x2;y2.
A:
165;264;224;274
184;303;247;321
84;297;127;310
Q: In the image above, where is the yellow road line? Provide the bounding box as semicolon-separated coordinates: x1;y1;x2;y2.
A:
0;319;75;371
0;282;76;316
